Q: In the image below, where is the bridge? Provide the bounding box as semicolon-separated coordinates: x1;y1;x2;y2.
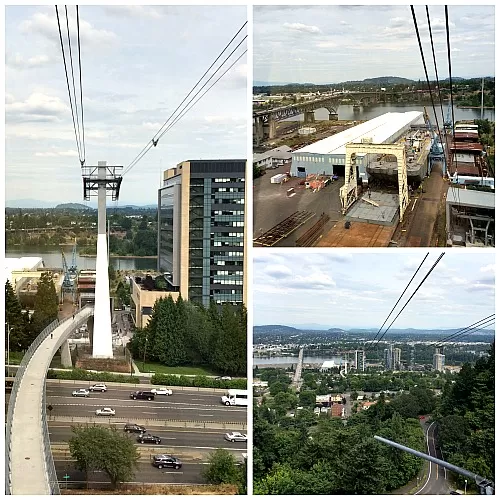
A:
6;306;94;494
253;90;431;145
292;347;304;389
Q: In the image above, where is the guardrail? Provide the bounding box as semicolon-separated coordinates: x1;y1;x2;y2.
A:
6;305;93;495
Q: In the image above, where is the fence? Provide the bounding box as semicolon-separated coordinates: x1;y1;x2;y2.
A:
5;305;93;495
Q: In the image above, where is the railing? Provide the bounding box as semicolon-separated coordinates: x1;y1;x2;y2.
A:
6;305;94;495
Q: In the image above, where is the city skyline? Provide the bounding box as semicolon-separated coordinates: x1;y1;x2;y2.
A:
254;5;495;84
253;251;495;330
5;5;247;205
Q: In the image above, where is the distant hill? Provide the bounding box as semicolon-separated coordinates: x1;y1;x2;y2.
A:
327;328;347;334
254;325;300;335
6;198;55;208
55;203;92;210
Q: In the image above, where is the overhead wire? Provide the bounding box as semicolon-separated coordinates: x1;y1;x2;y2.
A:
123;22;247;176
123;48;247;176
432;314;495;347
367;252;430;347
374;252;445;346
55;5;82;162
76;5;86;165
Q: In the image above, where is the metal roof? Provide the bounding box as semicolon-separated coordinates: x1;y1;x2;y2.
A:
253;145;293;163
292;111;424;155
446;187;495;209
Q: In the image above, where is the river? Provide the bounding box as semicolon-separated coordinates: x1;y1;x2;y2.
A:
285;103;495;124
253;355;344;367
5;246;157;272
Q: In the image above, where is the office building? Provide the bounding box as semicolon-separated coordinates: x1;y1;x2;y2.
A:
392;347;402;370
433;349;445;372
158;159;246;307
354;350;365;372
384;344;393;370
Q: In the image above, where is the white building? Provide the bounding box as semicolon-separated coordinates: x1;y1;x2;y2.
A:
290;111;424;182
253;145;293;171
433;353;445;372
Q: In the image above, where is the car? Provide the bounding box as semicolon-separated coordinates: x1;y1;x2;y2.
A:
216;376;232;381
89;383;107;392
137;433;161;445
150;387;173;396
123;423;146;434
130;390;155;401
95;407;115;416
72;388;90;397
152;454;182;469
224;432;247;443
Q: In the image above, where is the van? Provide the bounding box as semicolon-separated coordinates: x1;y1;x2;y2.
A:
130;390;155;401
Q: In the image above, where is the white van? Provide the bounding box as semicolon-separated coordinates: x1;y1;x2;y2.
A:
221;389;248;406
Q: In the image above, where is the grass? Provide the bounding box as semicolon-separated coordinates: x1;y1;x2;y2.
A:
61;484;238;495
6;351;24;365
135;360;219;376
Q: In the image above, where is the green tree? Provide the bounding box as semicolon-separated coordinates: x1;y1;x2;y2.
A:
31;272;58;335
69;425;140;489
202;449;242;486
5;280;32;351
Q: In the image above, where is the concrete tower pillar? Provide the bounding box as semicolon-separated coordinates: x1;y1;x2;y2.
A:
92;161;113;358
304;111;315;123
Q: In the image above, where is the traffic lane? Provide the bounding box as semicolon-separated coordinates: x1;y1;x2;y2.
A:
48;422;247;450
46;383;227;405
45;395;246;423
55;461;206;486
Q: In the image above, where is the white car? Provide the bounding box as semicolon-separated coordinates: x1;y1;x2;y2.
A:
95;407;115;416
89;383;108;392
224;432;247;443
72;388;90;397
151;387;173;396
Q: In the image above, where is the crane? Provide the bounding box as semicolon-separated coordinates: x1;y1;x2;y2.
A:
423;106;447;176
443;98;453;133
68;238;78;278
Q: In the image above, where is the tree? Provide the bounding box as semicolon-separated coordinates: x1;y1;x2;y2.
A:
5;280;32;351
203;449;242;486
69;425;140;489
31;272;58;335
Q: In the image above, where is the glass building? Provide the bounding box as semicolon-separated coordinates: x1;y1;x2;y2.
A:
158;159;246;307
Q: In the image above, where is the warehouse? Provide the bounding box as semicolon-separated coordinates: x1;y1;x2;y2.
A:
290;111;424;182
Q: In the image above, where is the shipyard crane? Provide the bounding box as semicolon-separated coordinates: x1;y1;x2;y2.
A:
68;238;78;278
423;107;447;176
444;99;453;133
60;249;76;303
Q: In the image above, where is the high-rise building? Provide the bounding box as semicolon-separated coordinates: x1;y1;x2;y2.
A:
392;347;402;370
158;159;246;306
433;348;445;372
384;344;393;370
354;350;365;372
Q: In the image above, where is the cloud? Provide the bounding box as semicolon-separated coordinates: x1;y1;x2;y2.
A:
264;264;293;280
20;11;118;48
480;264;495;274
283;22;321;35
35;149;78;157
6;92;69;122
102;6;163;19
6;52;54;69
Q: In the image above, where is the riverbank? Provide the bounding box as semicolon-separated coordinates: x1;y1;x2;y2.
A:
457;106;495;110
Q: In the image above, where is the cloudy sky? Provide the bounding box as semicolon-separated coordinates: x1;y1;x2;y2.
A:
253;251;495;330
254;5;495;84
5;5;247;205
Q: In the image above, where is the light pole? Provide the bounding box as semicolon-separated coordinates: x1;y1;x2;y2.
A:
465;479;467;495
142;335;148;373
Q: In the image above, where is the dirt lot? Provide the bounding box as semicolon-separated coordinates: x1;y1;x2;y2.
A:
253;162;344;247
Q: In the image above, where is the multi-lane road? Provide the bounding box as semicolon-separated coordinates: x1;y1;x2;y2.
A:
45;381;248;487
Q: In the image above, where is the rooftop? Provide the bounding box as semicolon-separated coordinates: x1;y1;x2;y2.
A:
446;187;495;209
292;111;424;156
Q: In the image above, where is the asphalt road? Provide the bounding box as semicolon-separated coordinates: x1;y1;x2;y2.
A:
55;460;207;487
415;421;450;495
49;422;247;454
46;383;246;424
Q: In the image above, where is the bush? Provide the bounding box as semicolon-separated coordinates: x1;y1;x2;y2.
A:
151;373;247;389
46;369;140;384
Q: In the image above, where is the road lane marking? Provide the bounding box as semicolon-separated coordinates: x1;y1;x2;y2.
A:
199;414;214;417
142;412;158;415
414;421;436;495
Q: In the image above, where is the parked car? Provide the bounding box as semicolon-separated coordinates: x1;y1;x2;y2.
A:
72;388;90;397
152;454;182;469
130;390;155;401
215;376;232;381
150;387;173;396
95;407;115;416
224;432;247;442
137;433;161;445
123;423;146;434
89;383;107;392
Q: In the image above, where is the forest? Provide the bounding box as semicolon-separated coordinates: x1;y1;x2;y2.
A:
128;296;247;376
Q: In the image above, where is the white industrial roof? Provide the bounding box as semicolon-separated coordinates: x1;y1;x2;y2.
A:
446;187;495;209
321;360;337;369
4;257;43;284
293;111;424;155
253;145;293;163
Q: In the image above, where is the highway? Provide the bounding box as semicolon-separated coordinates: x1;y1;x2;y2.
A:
415;421;450;495
46;382;246;424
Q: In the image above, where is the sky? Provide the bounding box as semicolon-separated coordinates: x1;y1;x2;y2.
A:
254;5;495;84
253;251;495;330
4;6;247;206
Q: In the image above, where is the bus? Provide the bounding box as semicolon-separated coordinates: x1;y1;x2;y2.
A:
220;389;248;406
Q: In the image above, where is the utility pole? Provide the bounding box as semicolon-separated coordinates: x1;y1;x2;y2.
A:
6;322;11;378
480;78;484;120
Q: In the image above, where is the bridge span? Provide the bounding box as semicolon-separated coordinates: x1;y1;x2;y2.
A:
6;306;94;495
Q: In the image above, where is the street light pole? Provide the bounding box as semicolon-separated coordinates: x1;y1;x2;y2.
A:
465;479;468;495
6;322;11;378
142;335;148;373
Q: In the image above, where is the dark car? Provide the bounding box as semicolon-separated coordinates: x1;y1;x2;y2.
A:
130;390;155;401
152;454;182;469
123;423;146;434
137;433;161;445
